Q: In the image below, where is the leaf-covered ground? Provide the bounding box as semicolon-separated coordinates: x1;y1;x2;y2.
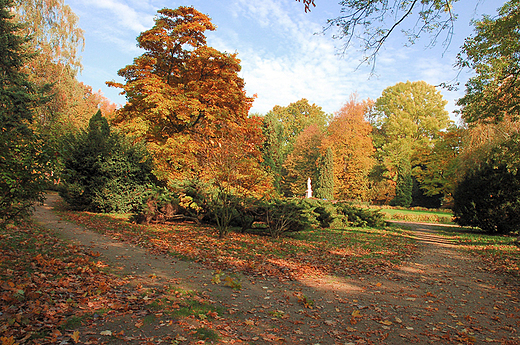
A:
61;210;416;281
3;194;520;344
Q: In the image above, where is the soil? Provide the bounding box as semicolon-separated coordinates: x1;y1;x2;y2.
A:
32;193;520;344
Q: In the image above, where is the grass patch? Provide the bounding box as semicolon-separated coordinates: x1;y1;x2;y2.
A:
374;207;454;224
194;327;219;341
436;227;520;277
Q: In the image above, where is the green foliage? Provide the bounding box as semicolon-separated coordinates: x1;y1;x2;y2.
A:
454;133;520;234
300;199;335;228
373;81;451;206
265;199;317;238
335;203;385;228
262;99;330;195
391;157;413;208
59;111;156;213
0;0;51;226
315;147;334;200
454;165;520;235
456;0;520;123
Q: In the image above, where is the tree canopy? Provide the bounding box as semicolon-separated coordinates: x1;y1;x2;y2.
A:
0;0;51;225
323;0;460;67
108;7;267;195
457;0;520;124
373;81;451;206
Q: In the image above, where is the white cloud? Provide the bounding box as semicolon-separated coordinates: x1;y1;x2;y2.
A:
82;0;154;33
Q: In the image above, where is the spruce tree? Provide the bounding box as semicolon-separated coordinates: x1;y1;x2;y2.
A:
60;110;157;213
315;147;334;200
0;0;50;225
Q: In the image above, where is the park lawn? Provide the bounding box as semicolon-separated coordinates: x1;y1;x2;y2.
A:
374;207;454;224
436;227;520;277
60;210;417;280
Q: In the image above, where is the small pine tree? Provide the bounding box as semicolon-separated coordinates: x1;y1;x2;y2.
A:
0;0;51;225
315;148;334;200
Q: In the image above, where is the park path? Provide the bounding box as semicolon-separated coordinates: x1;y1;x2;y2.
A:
32;193;520;344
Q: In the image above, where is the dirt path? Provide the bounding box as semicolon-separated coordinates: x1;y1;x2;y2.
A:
32;194;520;344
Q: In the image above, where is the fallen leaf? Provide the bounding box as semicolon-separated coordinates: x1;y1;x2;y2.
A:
100;330;112;336
71;331;80;343
351;309;362;318
380;320;393;326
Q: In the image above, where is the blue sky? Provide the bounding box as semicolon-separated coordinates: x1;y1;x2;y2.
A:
67;0;504;123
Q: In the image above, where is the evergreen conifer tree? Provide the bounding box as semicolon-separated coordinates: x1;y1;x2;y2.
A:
391;157;413;207
0;0;51;225
60;110;157;213
315;148;334;200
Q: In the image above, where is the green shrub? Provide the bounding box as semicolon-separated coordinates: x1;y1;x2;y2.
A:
60;111;156;213
301;199;335;228
453;164;520;234
335;203;385;228
265;199;317;238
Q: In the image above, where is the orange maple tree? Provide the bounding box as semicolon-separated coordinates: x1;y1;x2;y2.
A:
323;97;375;201
108;7;267;191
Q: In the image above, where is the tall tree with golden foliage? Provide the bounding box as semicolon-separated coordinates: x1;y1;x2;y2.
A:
323;97;374;201
108;7;268;194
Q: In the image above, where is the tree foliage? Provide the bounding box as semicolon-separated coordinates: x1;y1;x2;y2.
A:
453;133;520;234
412;126;461;203
13;0;84;72
373;81;451;206
60;111;156;213
324;97;374;201
315;147;334;200
108;7;266;195
262;98;330;195
283;124;324;197
457;0;520;124
13;0;114;152
0;0;52;225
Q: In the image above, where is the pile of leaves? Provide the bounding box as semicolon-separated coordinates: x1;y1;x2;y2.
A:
62;210;416;281
0;222;158;344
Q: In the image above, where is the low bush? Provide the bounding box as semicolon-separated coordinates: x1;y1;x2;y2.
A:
335;202;385;228
131;185;206;224
265;199;317;238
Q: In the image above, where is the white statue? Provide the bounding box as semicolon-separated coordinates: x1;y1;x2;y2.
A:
306;177;313;198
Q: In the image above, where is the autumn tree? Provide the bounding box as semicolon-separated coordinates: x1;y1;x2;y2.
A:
456;0;520;124
12;0;115;166
283;124;325;197
0;0;51;225
108;7;268;196
373;80;451;207
412;126;461;205
323;97;374;201
262;98;330;195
